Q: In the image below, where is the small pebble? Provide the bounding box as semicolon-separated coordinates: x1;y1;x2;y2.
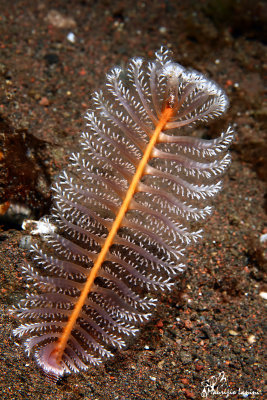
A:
19;235;32;250
247;335;256;344
45;10;76;28
260;233;267;243
229;330;238;336
159;26;167;34
39;97;50;106
67;32;75;43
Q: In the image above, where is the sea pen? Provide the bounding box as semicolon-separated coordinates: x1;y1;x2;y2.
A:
11;48;234;379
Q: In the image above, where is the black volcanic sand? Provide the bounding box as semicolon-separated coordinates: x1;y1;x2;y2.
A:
0;1;266;399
